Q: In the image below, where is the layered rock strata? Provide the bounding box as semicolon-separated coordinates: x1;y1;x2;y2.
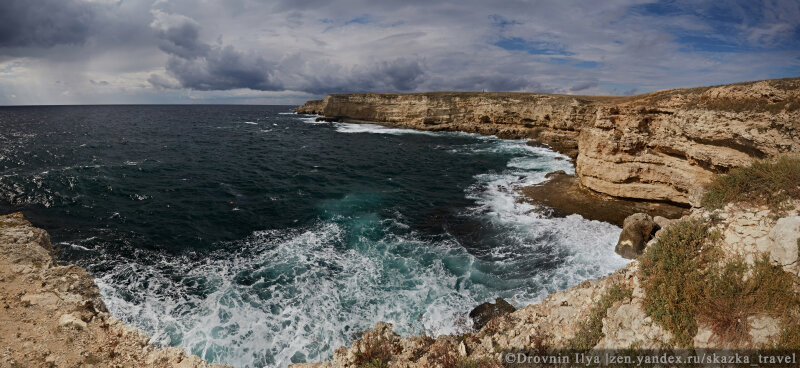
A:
297;78;800;206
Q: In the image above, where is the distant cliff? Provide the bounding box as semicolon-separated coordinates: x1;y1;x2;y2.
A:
296;78;800;206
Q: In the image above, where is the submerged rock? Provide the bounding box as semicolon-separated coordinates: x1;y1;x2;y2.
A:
468;297;516;330
615;213;658;259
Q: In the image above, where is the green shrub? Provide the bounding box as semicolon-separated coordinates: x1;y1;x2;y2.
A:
568;284;633;351
701;156;800;210
639;219;719;347
641;218;799;347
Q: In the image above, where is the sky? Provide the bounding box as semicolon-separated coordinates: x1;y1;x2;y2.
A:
0;0;799;105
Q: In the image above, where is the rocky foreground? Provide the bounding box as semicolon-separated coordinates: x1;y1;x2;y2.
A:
0;213;228;368
291;199;800;368
297;78;800;206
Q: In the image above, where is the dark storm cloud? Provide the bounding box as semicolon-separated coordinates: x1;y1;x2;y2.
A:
164;46;283;91
150;10;425;93
150;10;282;91
0;0;96;49
292;58;426;94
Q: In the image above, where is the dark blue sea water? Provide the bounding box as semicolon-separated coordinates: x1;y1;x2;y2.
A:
0;105;626;367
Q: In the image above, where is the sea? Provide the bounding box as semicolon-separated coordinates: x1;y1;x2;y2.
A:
0;105;627;367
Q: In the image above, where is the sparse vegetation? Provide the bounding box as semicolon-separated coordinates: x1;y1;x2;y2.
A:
775;323;800;349
568;284;633;351
701;155;800;210
639;219;720;347
697;255;797;344
640;218;799;347
427;341;502;368
354;332;397;368
690;96;800;113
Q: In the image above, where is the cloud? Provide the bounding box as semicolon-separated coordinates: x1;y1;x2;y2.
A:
0;0;97;49
570;80;599;92
150;10;210;59
149;10;425;94
150;10;282;91
0;0;799;105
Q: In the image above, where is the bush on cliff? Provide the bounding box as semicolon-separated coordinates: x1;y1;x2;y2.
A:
702;155;800;210
639;219;719;347
640;219;799;347
697;255;796;344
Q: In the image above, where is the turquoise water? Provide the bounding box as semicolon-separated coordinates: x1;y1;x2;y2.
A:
0;105;626;367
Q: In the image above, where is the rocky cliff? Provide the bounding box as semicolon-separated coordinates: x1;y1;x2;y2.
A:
0;212;229;368
297;78;800;206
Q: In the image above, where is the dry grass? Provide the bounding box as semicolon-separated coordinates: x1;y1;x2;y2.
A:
639;219;720;347
354;333;397;368
775;324;800;350
701;156;800;211
568;284;633;351
690;96;800;113
697;255;797;344
427;341;502;368
640;218;799;347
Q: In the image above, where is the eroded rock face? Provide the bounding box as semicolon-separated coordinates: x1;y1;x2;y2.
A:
297;78;800;205
0;213;228;368
615;213;658;259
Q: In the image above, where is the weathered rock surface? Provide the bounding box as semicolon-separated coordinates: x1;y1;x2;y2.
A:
0;212;228;368
615;213;658;259
298;78;800;205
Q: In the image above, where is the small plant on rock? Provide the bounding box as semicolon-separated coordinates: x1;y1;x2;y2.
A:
568;283;633;351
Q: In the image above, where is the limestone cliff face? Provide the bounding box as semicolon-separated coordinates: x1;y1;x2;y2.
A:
0;213;228;368
297;78;800;206
315;92;611;158
578;79;800;205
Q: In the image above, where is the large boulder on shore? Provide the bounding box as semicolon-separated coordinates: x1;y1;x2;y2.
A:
615;213;658;259
469;297;515;330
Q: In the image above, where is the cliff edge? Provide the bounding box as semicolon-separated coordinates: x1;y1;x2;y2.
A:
0;212;229;368
296;78;800;206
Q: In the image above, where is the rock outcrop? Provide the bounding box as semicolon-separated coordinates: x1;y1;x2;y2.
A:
0;212;228;368
292;202;800;368
615;213;658;259
468;297;516;330
297;78;800;206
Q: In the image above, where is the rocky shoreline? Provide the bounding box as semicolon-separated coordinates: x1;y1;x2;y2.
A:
291;200;800;368
297;78;800;206
292;78;800;367
0;212;228;368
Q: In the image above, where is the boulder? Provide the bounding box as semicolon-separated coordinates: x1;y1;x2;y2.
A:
544;170;567;179
468;297;515;330
615;213;658;259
